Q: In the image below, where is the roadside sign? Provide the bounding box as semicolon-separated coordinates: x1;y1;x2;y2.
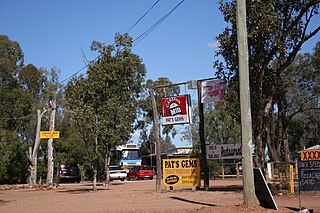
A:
300;149;320;160
40;131;59;139
298;159;320;191
206;144;242;160
162;158;200;188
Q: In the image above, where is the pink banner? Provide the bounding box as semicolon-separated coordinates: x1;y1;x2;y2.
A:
201;79;225;103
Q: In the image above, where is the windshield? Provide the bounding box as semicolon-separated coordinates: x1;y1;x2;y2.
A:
141;165;152;170
110;166;122;171
122;150;140;159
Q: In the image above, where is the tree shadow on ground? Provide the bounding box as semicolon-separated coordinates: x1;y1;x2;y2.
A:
170;196;217;207
0;199;11;206
57;188;109;194
208;185;243;192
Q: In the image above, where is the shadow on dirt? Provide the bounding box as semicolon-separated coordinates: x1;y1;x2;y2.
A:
0;199;11;206
170;196;217;207
208;185;243;192
57;188;109;194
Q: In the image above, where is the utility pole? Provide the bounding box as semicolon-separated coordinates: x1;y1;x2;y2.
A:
236;0;256;206
150;89;162;192
46;100;56;187
197;80;209;190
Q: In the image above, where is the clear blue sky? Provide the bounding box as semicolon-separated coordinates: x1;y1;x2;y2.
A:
1;0;319;147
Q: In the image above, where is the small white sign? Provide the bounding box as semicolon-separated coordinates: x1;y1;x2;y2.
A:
206;144;242;160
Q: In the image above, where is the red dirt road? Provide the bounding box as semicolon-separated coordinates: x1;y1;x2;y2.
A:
1;179;319;213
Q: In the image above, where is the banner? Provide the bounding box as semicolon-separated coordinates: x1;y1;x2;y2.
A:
201;79;225;103
206;144;242;160
161;95;192;126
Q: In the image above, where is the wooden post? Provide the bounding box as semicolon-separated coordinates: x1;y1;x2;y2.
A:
197;80;209;190
150;89;162;192
236;0;256;206
222;163;225;179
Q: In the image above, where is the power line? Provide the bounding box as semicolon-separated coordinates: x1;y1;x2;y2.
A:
133;0;184;48
59;0;184;85
59;1;161;84
126;0;161;33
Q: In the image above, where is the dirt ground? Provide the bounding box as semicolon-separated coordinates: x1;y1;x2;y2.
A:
1;178;319;213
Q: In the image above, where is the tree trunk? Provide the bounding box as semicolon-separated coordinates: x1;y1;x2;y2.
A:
47;100;57;187
266;111;277;162
27;109;46;186
93;135;98;191
283;127;291;162
93;166;97;191
105;146;111;185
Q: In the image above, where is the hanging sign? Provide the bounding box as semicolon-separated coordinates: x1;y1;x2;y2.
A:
201;79;225;103
161;95;192;126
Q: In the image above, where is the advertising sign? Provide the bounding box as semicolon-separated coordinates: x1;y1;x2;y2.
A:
201;79;225;103
298;159;320;191
301;149;320;160
162;158;200;187
206;144;242;160
161;95;191;126
40;131;60;139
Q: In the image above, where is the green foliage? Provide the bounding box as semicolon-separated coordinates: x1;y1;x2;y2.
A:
66;33;146;175
214;0;320;165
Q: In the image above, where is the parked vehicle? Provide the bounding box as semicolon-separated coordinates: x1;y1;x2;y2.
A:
109;165;127;181
59;163;81;183
117;144;141;171
127;165;154;180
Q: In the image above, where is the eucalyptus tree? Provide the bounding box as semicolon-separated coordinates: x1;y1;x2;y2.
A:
214;0;320;167
66;33;146;188
277;42;320;160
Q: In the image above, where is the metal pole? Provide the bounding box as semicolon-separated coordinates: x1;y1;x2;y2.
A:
236;0;256;206
197;80;209;190
150;89;162;192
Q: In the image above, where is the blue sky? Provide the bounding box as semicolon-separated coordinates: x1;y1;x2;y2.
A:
1;0;319;147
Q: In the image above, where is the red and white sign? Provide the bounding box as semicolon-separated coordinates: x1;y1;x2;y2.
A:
161;95;191;126
201;79;225;103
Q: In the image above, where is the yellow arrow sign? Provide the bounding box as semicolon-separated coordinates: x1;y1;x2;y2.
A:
40;131;60;139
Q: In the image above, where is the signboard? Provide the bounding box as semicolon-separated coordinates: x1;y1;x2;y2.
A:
301;149;320;160
254;168;278;210
40;131;60;139
206;144;242;160
201;79;225;103
161;95;192;126
298;159;320;191
162;158;200;187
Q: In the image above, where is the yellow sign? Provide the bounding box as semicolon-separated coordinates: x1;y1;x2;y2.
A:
40;131;60;139
301;149;320;160
162;158;200;187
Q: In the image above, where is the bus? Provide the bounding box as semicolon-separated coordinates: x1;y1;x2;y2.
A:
117;144;142;171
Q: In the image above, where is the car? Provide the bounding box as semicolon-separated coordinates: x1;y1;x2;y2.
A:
127;165;154;180
59;163;81;183
109;165;127;181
